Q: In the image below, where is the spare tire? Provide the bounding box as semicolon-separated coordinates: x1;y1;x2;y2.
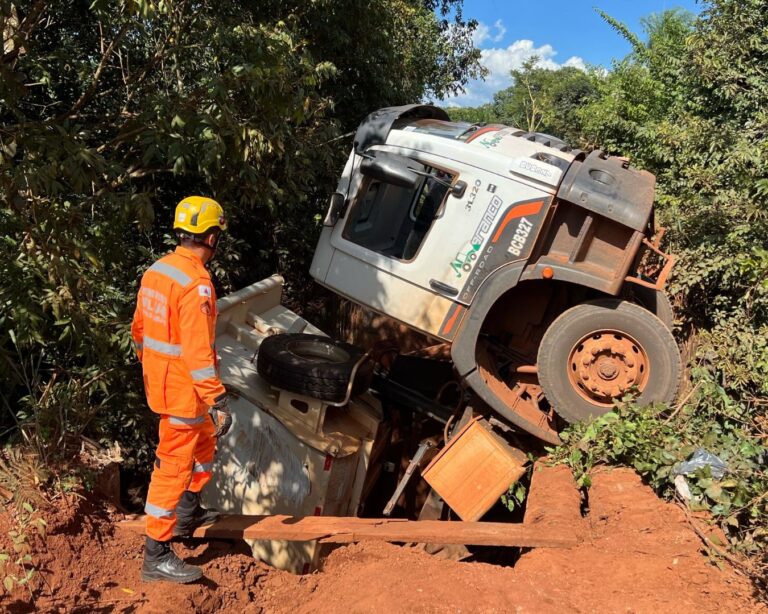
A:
256;333;373;402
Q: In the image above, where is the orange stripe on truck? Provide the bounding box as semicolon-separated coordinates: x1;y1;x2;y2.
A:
441;303;466;337
491;200;544;243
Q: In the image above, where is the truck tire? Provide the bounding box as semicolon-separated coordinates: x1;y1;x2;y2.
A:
257;334;373;403
537;299;680;424
628;285;675;330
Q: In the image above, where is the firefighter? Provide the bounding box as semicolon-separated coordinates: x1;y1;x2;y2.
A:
131;196;232;583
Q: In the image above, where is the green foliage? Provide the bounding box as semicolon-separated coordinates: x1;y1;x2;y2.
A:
0;503;46;596
492;58;598;142
501;477;528;513
446;58;598;144
595;9;647;59
445;104;497;125
0;1;481;463
0;449;49;509
552;387;767;571
277;0;484;128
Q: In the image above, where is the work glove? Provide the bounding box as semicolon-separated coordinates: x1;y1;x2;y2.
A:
210;396;232;438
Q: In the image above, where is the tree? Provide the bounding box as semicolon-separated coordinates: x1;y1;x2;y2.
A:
444;104;496;124
492;58;597;141
254;0;483;130
444;58;598;144
0;0;482;461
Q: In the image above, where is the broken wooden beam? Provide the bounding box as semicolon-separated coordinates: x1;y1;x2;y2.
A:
119;514;579;548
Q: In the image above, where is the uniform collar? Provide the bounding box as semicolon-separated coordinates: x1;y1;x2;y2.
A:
175;245;206;269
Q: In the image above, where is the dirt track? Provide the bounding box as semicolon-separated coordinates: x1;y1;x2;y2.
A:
1;467;763;613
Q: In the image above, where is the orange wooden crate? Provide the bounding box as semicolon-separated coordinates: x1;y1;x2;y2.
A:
422;417;527;521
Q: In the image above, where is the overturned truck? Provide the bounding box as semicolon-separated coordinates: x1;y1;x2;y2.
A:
206;104;681;571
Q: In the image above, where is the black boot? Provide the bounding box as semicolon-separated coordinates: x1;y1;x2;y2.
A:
173;490;220;538
141;537;203;584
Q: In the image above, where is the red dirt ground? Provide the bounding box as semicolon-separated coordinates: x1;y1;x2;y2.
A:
0;467;763;613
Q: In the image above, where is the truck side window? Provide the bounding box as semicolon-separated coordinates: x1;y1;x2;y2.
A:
343;162;454;261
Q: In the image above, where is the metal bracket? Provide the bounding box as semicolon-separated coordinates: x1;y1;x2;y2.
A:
325;350;373;408
625;231;677;291
383;437;438;516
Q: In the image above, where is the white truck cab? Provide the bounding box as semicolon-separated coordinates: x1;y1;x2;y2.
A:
312;109;574;340
311;105;679;444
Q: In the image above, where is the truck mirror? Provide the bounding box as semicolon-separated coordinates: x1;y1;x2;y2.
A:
451;181;467;199
360;152;419;189
323;192;347;227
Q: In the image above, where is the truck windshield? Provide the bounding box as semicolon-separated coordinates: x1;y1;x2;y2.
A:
343;162;454;261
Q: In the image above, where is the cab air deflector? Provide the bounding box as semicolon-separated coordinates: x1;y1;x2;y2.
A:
353;104;449;154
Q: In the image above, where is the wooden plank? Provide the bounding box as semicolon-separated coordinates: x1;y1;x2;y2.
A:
119;514;578;548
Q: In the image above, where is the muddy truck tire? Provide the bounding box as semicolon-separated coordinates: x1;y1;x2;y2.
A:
537;299;680;424
257;333;373;402
628;285;675;330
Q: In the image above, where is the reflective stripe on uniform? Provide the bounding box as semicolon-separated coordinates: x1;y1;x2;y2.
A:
145;501;175;519
148;261;193;287
144;335;182;357
168;414;207;426
190;365;216;381
193;461;213;473
135;341;143;351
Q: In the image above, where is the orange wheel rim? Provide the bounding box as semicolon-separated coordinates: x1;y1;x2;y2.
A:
567;330;650;407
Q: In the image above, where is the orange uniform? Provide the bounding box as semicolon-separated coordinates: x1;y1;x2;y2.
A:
131;246;225;541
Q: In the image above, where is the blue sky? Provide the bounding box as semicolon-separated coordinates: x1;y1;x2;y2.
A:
445;0;702;106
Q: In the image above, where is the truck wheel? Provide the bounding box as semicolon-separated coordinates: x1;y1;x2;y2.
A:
537;299;680;424
257;334;373;403
628;285;675;330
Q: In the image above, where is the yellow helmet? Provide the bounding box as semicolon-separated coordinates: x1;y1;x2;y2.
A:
173;196;227;234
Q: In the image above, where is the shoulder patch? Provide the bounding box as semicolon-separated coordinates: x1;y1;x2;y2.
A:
198;285;212;297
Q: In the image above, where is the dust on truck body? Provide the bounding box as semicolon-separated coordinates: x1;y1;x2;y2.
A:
311;104;680;445
205;276;386;573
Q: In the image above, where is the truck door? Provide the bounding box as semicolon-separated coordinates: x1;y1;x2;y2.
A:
325;149;509;316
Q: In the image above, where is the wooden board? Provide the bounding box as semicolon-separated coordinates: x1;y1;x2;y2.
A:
119;514;578;548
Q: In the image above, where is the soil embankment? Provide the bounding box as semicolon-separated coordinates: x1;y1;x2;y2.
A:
0;467;762;613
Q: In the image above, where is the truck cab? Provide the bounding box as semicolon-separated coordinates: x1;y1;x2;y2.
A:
311;105;679;444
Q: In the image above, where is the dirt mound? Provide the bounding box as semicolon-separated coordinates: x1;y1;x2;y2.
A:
258;468;762;614
259;541;528;613
0;494;269;613
514;468;760;613
0;468;762;613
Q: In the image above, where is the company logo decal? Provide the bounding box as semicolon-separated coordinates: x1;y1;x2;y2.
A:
457;198;547;303
450;195;504;278
478;132;503;149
